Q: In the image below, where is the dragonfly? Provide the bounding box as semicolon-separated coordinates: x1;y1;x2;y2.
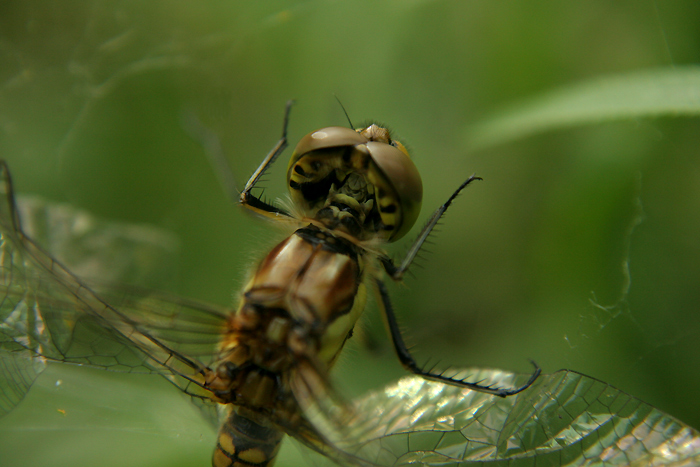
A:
0;102;540;467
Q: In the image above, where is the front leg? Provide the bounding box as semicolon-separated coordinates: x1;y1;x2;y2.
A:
239;100;296;220
381;175;481;280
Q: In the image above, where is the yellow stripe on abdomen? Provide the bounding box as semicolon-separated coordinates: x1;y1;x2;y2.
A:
213;407;284;467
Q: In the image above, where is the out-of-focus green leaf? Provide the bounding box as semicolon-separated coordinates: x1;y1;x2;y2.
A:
466;67;700;151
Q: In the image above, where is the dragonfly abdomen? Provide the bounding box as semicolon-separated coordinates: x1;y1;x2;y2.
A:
213;407;284;467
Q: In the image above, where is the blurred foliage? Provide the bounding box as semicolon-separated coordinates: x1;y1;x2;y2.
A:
0;0;699;466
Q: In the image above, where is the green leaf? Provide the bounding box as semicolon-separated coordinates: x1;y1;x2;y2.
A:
465;66;700;151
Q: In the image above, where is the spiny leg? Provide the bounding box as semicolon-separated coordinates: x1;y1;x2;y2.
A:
378;174;540;396
375;278;540;397
238;100;296;219
381;175;481;280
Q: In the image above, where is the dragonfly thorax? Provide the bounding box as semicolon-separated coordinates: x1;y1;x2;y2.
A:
206;225;364;411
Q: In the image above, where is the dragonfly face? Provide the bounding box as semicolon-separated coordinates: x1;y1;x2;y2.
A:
0;102;539;467
287;124;422;241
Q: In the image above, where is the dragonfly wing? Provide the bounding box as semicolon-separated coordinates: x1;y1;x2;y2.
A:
340;369;700;466
0;343;46;416
0;161;228;417
288;358;391;467
15;195;180;290
290;365;534;466
342;368;523;466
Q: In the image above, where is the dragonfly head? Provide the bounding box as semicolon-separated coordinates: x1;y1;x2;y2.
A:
286;125;423;241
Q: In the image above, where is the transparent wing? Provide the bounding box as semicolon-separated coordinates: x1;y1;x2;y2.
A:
286;359;379;467
285;366;526;466
0;161;228;418
295;368;700;466
14;195;181;291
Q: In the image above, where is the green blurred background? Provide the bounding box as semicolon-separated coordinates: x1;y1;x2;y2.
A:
1;1;699;466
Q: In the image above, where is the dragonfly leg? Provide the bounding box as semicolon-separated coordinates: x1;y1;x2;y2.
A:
375;277;540;397
238;100;296;220
380;175;482;281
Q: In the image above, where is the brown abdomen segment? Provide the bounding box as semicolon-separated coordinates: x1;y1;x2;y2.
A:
212;407;284;467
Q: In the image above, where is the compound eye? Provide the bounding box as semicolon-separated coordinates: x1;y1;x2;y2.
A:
292;127;365;156
364;141;422;241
